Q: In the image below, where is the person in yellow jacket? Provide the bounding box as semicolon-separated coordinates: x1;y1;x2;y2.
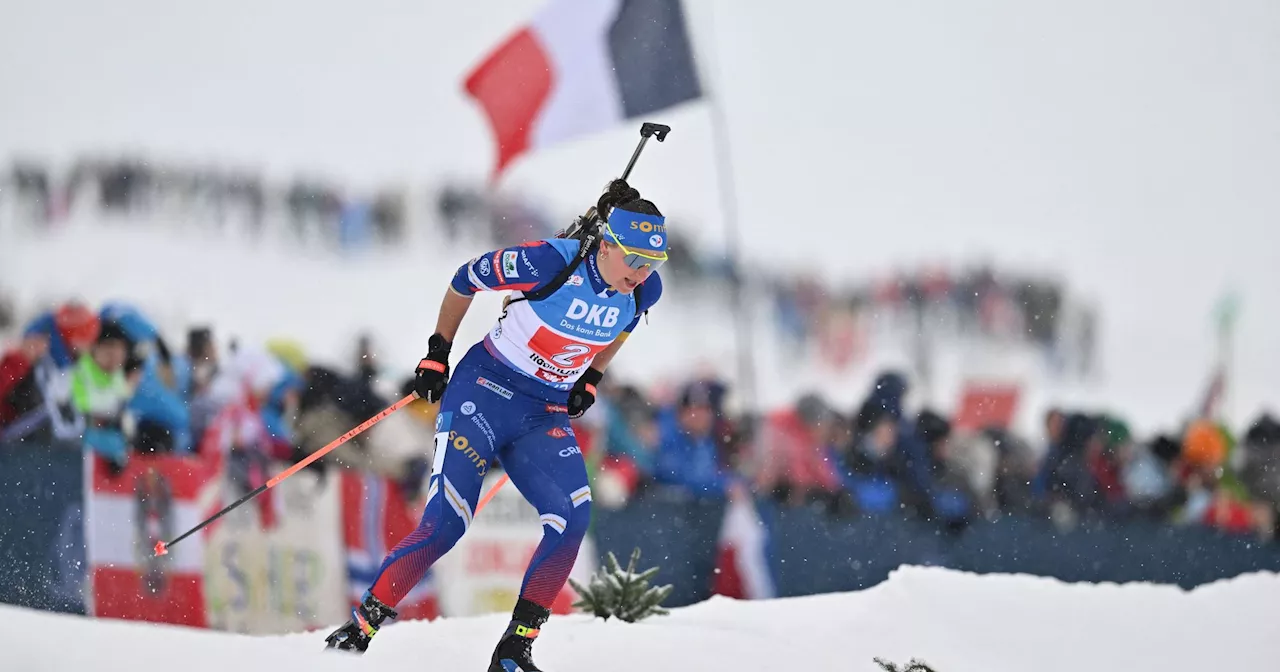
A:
71;321;132;468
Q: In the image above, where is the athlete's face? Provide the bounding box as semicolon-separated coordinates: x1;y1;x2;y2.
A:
597;242;653;294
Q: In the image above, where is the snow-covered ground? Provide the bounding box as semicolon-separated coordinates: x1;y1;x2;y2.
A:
7;565;1279;671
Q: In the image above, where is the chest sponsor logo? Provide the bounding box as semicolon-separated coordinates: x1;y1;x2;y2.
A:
545;404;569;414
546;427;570;439
565;298;620;327
565;274;584;287
558;445;582;457
476;376;514;400
460;401;476;415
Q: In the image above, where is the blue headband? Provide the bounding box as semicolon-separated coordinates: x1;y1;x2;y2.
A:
606;208;668;255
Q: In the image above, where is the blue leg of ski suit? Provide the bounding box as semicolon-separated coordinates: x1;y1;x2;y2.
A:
368;342;591;609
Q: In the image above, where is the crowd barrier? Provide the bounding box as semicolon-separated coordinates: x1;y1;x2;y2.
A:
598;493;1280;601
5;439;1280;630
0;439;86;614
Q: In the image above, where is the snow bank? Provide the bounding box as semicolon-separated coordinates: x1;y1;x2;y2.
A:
7;566;1278;671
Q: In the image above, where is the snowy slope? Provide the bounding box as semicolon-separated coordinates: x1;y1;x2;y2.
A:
7;566;1280;671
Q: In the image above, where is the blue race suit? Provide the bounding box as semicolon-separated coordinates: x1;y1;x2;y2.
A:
368;238;662;609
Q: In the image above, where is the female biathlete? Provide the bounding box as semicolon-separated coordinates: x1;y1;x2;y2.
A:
325;179;668;672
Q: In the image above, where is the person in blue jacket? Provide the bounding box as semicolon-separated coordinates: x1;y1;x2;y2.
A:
653;381;735;499
325;180;667;672
98;302;191;453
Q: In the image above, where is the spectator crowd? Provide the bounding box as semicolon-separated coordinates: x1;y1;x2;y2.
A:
0;299;436;504
582;370;1280;544
3;156;1096;380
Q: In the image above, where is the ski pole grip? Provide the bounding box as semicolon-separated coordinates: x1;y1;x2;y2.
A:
641;122;671;141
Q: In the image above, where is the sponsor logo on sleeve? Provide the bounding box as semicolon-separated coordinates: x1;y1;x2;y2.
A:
521;250;539;277
502;251;520;278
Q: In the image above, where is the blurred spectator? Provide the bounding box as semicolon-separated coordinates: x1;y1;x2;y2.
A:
181;326;223;442
602;386;661;476
1239;414;1280;538
0;330;51;430
100;302;191;454
24;300;101;369
653;382;739;500
916;409;977;528
1174;419;1260;536
753;393;843;507
989;428;1041;514
71;321;132;469
943;427;1001;518
834;407;929;516
1035;413;1105;524
1088;416;1130;508
853;372;935;509
1;302;100;442
1118;431;1177;517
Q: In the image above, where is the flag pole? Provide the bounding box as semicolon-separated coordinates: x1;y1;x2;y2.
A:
697;0;758;417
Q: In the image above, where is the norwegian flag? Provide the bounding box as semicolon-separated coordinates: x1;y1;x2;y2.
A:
342;470;439;621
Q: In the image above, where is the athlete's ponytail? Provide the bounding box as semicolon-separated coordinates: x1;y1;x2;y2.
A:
597;179;641;217
598;179;662;219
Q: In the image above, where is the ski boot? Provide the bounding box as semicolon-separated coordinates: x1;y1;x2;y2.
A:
488;598;551;672
324;592;399;653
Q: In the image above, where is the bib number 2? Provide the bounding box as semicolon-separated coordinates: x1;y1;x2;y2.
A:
528;327;605;372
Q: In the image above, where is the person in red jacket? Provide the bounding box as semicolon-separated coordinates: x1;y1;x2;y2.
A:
1;301;100;436
0;332;51;429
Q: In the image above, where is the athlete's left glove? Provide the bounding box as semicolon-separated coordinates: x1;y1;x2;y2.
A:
567;368;603;419
414;333;452;403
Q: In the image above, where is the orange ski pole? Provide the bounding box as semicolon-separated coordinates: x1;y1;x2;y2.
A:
154;392;420;557
475;473;511;514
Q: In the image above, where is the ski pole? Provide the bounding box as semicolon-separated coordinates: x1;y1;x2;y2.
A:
154;392;420;557
475;473;511;514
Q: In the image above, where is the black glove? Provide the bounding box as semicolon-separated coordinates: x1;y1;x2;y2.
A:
567;368;603;419
414;333;452;403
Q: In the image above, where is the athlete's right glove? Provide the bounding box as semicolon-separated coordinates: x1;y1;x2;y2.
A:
567;368;604;419
414;333;452;403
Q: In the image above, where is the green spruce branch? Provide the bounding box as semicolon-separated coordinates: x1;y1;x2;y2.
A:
568;547;674;623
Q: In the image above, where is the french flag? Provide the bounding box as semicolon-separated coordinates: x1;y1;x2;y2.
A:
464;0;703;177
